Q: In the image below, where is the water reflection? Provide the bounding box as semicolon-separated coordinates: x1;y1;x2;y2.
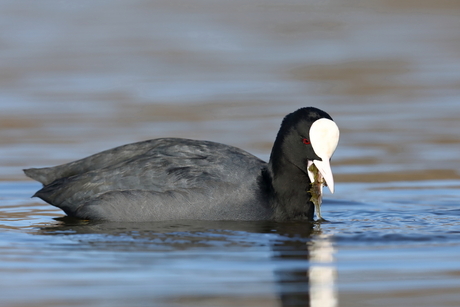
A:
270;223;314;306
309;234;337;307
36;218;331;306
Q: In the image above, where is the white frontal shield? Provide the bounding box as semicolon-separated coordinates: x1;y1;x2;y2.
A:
309;118;340;194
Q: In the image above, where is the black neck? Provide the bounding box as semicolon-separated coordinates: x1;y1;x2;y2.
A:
267;153;314;221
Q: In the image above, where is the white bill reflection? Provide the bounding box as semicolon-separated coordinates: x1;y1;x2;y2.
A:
309;233;338;307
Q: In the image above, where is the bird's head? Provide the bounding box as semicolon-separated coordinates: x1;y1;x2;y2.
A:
271;107;340;194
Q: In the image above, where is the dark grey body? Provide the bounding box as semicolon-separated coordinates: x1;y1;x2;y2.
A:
25;138;273;221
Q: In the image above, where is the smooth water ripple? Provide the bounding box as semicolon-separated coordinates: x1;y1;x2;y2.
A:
1;181;459;307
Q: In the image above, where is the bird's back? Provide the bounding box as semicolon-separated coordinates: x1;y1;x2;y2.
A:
24;138;273;221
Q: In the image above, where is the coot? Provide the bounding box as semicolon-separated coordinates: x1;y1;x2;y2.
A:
24;107;339;222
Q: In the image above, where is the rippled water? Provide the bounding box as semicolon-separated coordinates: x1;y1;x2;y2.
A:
1;1;460;306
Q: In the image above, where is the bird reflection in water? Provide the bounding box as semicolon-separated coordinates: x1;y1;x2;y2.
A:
272;223;338;307
309;233;338;307
37;219;338;306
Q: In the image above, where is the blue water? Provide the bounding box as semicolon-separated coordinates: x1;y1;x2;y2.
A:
1;181;459;307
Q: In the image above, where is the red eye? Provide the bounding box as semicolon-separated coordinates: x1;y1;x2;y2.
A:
302;138;311;145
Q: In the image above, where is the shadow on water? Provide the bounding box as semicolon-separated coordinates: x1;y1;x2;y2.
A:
35;218;337;307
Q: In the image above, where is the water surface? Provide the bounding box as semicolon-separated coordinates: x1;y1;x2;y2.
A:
1;1;460;306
